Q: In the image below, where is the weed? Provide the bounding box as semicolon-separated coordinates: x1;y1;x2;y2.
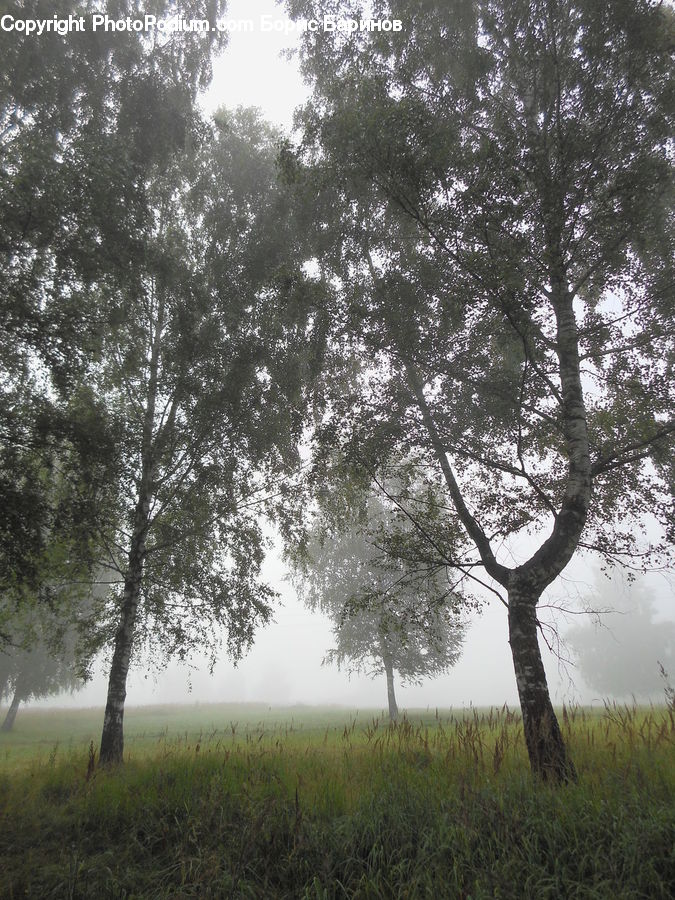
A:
0;703;672;898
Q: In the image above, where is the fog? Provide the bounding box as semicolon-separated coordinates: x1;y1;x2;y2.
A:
28;539;674;713
200;0;310;131
12;0;674;717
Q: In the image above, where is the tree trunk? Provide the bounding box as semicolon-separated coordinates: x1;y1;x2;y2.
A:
1;688;21;732
383;656;399;721
508;580;576;782
99;565;143;765
402;287;587;783
99;290;164;766
99;453;155;766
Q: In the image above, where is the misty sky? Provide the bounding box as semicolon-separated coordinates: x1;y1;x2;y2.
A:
30;0;675;713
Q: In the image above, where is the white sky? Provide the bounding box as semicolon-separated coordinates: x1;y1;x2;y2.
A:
200;0;310;130
23;2;675;715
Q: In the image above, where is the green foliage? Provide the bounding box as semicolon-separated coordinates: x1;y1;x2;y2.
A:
80;108;327;675
0;703;672;897
285;0;674;778
295;461;468;687
0;557;109;719
0;633;82;718
0;425;115;663
286;0;674;569
0;0;228;616
1;3;327;681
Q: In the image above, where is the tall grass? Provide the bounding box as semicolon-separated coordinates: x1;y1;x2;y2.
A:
0;703;673;898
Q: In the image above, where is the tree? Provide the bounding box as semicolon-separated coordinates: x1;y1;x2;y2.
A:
0;635;83;733
84;108;324;765
0;3;323;764
2;2;327;764
286;0;674;780
567;570;675;700
293;464;466;720
0;0;228;618
0;404;120;654
0;581;100;731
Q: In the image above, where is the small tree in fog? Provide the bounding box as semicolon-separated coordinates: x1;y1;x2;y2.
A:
296;487;466;720
0;560;109;732
0;616;85;732
567;570;675;701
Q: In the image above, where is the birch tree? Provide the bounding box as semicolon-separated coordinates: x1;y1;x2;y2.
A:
1;3;324;764
286;0;674;780
94;111;322;765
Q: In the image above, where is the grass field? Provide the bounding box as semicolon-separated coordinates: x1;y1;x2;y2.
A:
0;702;673;898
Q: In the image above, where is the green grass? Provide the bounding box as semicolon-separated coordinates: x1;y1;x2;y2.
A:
0;702;673;898
0;702;362;767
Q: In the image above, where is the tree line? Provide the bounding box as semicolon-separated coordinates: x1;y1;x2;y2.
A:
1;0;672;782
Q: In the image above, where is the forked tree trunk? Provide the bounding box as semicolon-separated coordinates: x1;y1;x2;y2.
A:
383;656;399;721
508;581;576;782
401;285;589;783
1;688;21;732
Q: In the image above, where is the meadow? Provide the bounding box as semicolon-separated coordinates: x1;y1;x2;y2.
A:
0;702;673;898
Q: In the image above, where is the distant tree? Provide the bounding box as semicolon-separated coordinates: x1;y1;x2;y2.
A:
286;0;674;780
567;570;675;700
0;637;83;733
295;470;466;720
0;589;97;732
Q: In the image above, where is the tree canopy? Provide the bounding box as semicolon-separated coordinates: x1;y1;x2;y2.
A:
0;0;228;618
0;610;85;732
0;0;672;784
90;108;325;764
285;0;674;779
1;2;326;764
